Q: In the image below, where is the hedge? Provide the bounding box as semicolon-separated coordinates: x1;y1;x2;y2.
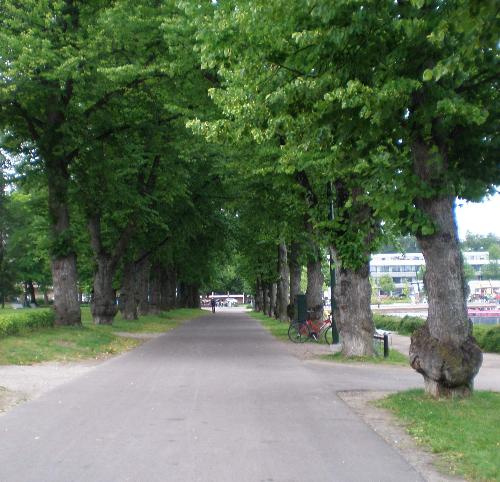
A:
472;325;500;354
373;314;500;353
373;314;425;336
0;309;55;337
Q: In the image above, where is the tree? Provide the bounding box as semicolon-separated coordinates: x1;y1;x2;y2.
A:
0;1;196;324
379;275;396;295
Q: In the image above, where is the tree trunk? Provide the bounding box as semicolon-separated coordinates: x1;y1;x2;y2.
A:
160;265;177;310
120;260;139;320
91;254;118;325
46;157;81;326
262;284;269;316
411;196;482;397
334;258;375;357
306;257;324;322
269;283;277;318
179;283;200;308
136;259;151;316
51;254;81;325
277;242;290;322
255;278;263;312
288;242;302;320
28;280;37;305
149;263;162;314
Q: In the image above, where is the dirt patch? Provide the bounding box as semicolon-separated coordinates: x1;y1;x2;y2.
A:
0;360;102;416
338;390;465;482
0;386;27;414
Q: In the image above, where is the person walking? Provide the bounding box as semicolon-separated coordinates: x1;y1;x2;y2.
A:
210;298;216;313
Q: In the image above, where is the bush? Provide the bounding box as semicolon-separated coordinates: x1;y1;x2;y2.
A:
374;314;425;335
0;309;55;337
374;313;500;353
473;324;500;354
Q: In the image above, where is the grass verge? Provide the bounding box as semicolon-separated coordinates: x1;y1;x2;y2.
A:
248;311;290;341
377;389;500;481
0;307;204;365
319;350;408;366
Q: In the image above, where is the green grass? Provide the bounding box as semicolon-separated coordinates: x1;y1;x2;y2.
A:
248;311;290;341
319;349;409;365
377;390;500;481
0;307;204;365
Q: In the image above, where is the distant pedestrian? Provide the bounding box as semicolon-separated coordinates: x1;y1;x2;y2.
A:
210;298;216;313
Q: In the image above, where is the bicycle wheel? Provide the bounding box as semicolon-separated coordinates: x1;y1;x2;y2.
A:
324;326;334;344
288;322;310;343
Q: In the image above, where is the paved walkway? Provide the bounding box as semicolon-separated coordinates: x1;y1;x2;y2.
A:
0;311;428;482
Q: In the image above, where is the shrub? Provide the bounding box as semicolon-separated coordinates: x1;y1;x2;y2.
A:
473;324;500;354
374;314;425;335
0;309;55;337
374;313;500;353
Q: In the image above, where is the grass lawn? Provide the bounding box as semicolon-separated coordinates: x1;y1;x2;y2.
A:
377;389;500;481
0;307;204;365
320;349;408;366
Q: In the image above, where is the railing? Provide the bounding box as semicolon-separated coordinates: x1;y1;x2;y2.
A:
373;332;389;358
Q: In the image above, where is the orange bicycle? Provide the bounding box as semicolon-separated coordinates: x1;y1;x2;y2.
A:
288;314;334;344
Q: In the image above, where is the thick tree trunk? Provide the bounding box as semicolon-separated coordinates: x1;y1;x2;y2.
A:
277;242;290;322
269;283;277;318
46;157;80;325
411;196;482;397
288;242;302;320
91;254;118;325
306;257;324;322
334;258;375;357
120;260;139;320
51;254;81;325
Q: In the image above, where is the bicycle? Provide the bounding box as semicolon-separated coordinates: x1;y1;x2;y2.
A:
288;314;334;344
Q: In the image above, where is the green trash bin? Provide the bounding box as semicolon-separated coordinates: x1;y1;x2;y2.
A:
295;294;307;324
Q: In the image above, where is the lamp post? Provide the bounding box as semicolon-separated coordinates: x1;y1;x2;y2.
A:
327;182;339;344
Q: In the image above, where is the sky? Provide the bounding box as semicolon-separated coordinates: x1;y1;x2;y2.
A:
455;192;500;240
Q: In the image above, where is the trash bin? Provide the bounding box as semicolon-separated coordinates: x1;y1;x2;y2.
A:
295;294;307;324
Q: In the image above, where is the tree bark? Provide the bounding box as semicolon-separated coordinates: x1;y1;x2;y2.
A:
269;282;277;318
288;242;302;320
411;197;482;396
136;259;151;315
47;158;81;325
334;258;375;356
160;265;177;310
120;260;139;320
27;280;37;305
277;242;290;322
91;254;118;324
255;278;263;312
178;283;200;308
149;263;162;314
262;284;270;316
409;141;482;397
306;257;324;322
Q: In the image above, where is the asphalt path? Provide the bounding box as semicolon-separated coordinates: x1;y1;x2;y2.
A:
0;311;425;482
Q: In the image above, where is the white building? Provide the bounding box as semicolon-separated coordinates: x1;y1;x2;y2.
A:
370;251;493;295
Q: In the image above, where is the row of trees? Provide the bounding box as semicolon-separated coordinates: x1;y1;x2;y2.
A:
187;0;498;397
0;2;231;320
1;1;498;397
